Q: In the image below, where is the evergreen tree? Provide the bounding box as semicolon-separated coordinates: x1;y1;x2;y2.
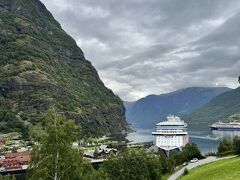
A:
28;109;102;180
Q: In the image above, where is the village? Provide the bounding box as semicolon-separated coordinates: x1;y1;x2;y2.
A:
0;133;153;174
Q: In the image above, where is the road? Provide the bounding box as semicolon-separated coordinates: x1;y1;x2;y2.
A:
168;156;236;180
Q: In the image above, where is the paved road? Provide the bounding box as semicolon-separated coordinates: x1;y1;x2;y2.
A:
168;156;236;180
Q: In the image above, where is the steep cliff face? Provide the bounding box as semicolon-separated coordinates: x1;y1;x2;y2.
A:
0;0;128;136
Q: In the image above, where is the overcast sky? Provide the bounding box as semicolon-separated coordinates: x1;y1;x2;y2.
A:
42;0;240;101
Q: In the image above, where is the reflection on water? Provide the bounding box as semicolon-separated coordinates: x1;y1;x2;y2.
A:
212;130;240;141
189;135;219;154
126;128;240;154
126;129;155;143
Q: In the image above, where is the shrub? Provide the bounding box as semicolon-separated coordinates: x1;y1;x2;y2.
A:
218;139;232;155
183;168;189;176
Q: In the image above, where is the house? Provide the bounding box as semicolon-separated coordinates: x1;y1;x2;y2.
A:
2;160;21;170
83;150;95;158
98;145;117;158
5;151;30;160
0;151;31;170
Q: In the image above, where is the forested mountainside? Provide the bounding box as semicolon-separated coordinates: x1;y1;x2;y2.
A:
0;0;128;137
185;87;240;131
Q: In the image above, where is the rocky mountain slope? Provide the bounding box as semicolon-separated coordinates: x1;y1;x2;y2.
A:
125;87;230;128
0;0;128;137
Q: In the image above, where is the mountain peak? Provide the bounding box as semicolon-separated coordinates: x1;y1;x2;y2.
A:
0;0;50;18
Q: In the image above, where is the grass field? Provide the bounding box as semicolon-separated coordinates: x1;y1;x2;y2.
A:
181;157;240;180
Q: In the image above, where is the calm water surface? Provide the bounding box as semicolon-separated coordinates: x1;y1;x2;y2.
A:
126;128;240;154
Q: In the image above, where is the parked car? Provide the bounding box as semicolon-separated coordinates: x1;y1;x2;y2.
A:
182;162;188;166
190;158;198;163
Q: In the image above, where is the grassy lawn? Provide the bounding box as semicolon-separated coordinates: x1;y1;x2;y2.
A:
181;157;240;180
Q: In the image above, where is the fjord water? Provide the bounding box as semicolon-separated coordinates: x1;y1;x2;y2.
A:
126;128;240;154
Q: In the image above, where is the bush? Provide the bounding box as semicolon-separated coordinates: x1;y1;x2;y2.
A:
101;149;162;180
218;150;234;157
233;136;240;155
205;152;217;157
218;139;232;154
170;143;203;166
183;168;189;176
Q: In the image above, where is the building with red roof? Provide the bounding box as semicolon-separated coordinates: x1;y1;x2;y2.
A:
0;151;30;171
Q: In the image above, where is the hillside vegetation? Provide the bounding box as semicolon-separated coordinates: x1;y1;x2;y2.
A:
181;157;240;180
0;0;128;136
185;87;240;131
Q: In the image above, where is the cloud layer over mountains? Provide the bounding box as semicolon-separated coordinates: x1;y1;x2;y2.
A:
42;0;240;101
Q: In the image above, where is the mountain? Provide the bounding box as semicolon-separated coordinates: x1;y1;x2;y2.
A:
185;87;240;131
125;87;230;129
0;0;128;137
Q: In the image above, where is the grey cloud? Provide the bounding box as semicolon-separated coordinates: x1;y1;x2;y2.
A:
41;0;240;101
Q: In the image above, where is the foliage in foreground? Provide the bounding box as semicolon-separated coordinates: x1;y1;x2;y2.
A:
27;109;104;180
169;143;203;167
218;136;240;156
0;175;16;180
101;149;162;180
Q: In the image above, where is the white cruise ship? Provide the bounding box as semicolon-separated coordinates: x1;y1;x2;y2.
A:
210;121;240;131
152;115;189;152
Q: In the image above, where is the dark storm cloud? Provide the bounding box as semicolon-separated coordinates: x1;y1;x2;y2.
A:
41;0;240;101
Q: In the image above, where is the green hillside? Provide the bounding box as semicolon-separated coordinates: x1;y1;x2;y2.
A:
185;87;240;130
181;157;240;180
0;0;128;137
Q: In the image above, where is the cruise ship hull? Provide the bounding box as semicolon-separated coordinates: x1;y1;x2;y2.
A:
210;126;240;131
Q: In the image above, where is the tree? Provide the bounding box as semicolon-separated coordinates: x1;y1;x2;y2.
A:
218;139;232;155
158;150;168;174
28;109;101;180
11;147;18;153
166;155;176;173
0;175;16;180
94;148;99;159
101;149;161;180
233;136;240;155
182;143;202;160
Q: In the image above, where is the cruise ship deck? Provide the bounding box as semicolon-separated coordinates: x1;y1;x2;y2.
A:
152;115;189;152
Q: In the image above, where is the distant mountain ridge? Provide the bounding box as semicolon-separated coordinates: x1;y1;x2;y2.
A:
185;87;240;131
124;87;231;129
